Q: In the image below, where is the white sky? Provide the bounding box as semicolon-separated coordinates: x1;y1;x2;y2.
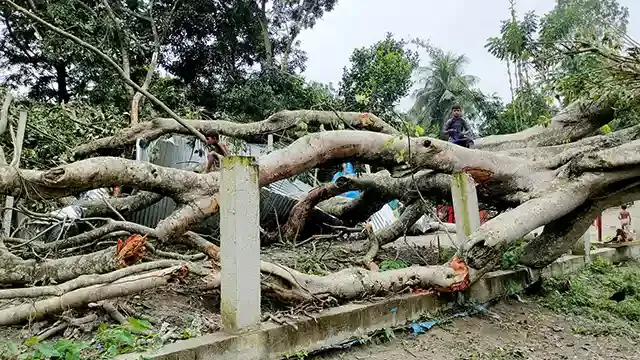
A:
297;0;640;110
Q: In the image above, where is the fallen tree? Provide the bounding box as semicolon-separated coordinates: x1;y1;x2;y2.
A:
2;98;637;306
2;0;640;327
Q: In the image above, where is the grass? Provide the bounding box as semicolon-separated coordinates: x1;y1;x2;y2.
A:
539;257;640;336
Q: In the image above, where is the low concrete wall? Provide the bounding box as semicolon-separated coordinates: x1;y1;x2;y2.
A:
119;293;452;360
120;243;640;360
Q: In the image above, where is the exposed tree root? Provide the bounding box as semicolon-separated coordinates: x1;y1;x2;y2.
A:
0;234;148;285
0;265;190;326
0;260;186;299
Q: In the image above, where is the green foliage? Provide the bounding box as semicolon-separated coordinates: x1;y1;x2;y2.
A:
541;260;640;337
539;0;628;48
500;238;526;270
1;0;339;121
1;319;158;360
7;339;88;360
481;0;640;135
482;87;554;136
219;70;343;122
95;322;158;358
379;259;408;271
0;100;128;169
339;33;419;119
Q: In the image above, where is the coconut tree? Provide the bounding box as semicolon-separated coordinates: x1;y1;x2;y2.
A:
410;50;482;132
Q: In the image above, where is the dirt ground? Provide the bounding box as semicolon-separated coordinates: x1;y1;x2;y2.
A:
313;300;639;360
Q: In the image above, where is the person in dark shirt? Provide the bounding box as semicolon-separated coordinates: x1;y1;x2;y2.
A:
443;104;473;148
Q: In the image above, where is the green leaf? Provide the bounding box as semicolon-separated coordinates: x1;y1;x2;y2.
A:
37;342;61;358
414;124;425;136
3;342;19;356
24;336;39;346
127;318;152;333
354;94;369;105
113;329;135;346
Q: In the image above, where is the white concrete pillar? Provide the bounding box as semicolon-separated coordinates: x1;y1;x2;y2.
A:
267;134;274;153
220;156;261;332
583;230;591;263
450;172;481;245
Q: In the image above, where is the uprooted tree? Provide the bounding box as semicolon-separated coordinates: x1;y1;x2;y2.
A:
1;0;640;327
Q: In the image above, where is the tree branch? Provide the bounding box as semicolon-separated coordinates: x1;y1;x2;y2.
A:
520;184;640;268
0;264;190;325
100;0;133;96
129;0;160;124
475;98;615;151
0;157;211;200
74;191;163;218
72;110;398;158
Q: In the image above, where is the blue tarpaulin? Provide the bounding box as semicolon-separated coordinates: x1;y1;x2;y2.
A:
331;162;360;199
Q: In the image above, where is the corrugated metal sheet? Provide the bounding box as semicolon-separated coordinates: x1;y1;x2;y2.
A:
130;136;207;227
129;135;340;231
269;179;314;197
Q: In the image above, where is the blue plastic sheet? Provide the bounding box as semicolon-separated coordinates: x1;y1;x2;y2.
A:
409;321;438;335
331;162;360;199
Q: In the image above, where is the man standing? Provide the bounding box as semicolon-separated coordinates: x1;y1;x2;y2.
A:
443;104;473;148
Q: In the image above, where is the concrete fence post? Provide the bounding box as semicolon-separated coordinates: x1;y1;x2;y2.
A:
267;134;274;153
450;172;481;246
3;111;27;236
583;230;592;263
220;156;261;333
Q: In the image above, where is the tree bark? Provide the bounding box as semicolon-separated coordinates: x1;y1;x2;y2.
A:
72;110;398;158
0;259;185;299
3;98;640;303
0;265;190;325
54;62;69;104
74;191;163;218
520;185;640;268
475;98;615;151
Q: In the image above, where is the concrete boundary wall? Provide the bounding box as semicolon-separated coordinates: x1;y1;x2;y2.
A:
119;244;640;360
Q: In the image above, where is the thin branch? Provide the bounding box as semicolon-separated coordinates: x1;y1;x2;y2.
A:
129;0;159;124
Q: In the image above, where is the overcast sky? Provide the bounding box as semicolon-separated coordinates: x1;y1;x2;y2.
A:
297;0;640;110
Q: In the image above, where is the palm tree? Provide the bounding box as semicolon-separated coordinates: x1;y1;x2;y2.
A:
410;51;481;131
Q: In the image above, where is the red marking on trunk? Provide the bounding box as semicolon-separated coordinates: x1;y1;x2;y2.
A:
437;256;470;293
461;167;494;185
116;234;148;266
